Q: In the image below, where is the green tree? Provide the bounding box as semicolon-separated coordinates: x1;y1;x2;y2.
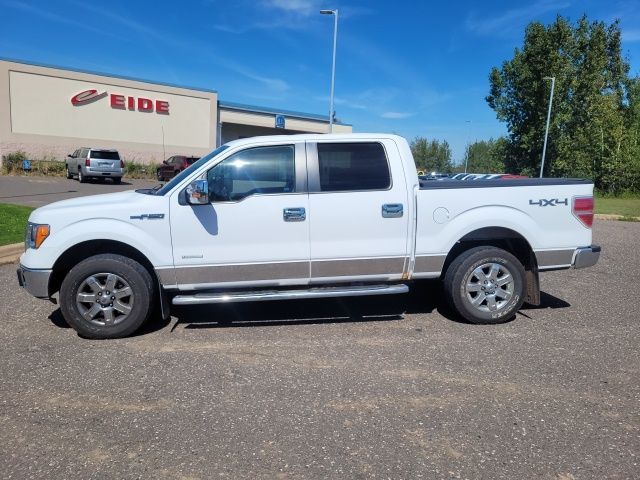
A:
463;138;507;173
486;15;637;192
410;137;453;173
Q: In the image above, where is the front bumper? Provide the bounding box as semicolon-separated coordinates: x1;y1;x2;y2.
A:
17;265;51;298
573;245;601;269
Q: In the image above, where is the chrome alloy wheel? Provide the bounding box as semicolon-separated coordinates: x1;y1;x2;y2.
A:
464;262;514;313
75;273;134;326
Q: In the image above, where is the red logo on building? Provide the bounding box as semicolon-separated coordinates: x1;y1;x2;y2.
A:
70;89;170;114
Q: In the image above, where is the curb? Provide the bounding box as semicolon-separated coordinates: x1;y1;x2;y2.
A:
594;213;640;221
0;242;23;266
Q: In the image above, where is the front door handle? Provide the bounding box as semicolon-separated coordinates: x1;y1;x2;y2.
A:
283;207;306;222
382;203;403;218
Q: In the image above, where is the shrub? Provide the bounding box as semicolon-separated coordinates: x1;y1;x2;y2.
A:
2;151;66;176
1;151;28;174
123;160;156;179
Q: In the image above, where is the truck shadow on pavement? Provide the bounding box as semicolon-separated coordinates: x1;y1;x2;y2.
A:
47;282;571;335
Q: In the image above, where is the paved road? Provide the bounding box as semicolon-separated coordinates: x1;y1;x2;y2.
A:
1;220;638;479
0;174;158;208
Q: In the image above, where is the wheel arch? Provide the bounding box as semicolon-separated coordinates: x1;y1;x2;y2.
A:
49;240;158;296
441;226;540;305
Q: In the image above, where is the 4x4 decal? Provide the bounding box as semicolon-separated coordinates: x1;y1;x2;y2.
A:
529;198;568;207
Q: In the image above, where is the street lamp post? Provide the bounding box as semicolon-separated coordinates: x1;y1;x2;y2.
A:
540;76;556;178
320;9;338;133
464;120;472;173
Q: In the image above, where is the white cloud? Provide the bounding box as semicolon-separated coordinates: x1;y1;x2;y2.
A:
381;111;414;119
466;0;571;35
263;0;321;16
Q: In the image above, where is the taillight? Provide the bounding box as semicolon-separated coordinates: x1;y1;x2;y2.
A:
573;196;594;228
120;159;124;168
85;157;90;167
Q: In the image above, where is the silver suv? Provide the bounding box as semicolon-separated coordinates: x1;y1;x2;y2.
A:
66;148;125;184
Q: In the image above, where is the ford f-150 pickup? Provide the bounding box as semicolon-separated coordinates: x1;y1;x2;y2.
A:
17;134;600;339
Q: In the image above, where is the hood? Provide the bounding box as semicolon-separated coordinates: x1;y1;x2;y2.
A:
29;190;166;226
35;190;141;213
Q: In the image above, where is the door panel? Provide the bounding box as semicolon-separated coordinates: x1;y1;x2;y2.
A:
168;143;310;289
307;140;410;282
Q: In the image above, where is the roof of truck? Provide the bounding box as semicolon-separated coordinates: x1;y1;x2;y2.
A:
224;133;406;147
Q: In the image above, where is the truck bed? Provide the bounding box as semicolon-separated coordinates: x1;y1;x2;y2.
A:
412;177;595;278
419;178;593;189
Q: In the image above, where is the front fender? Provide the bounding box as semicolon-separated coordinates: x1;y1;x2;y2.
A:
20;218;173;270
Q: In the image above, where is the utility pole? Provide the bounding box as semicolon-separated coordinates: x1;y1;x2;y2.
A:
540;76;556;178
320;9;338;133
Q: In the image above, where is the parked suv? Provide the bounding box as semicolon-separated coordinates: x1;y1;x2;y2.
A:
156;155;199;182
66;148;124;183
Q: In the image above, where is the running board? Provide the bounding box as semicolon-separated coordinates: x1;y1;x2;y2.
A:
172;284;409;306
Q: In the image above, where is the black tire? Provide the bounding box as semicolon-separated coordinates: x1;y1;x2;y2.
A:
156;170;163;181
60;254;155;339
78;169;86;183
443;246;526;324
112;177;122;184
65;165;73;179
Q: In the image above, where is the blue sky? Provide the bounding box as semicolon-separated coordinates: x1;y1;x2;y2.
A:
1;0;639;162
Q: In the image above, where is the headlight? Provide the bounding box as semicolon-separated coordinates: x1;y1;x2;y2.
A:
25;222;50;249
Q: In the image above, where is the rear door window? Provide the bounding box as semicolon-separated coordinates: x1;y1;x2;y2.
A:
316;142;391;192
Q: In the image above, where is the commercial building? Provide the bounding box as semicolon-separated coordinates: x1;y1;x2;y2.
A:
0;58;352;164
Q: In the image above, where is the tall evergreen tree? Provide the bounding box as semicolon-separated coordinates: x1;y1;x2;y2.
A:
410;137;453;173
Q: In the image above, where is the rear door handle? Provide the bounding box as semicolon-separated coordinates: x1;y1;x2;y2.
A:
283;207;306;222
382;203;403;218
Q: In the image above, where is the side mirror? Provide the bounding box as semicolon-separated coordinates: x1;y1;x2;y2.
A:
68;154;73;158
163;159;168;164
186;179;209;205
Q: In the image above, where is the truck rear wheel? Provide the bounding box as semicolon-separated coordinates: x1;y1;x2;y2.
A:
443;246;525;324
59;254;154;339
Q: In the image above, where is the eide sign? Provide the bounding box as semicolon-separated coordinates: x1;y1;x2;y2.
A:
70;89;169;114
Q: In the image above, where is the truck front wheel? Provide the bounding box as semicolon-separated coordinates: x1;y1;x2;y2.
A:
59;254;154;339
443;246;526;324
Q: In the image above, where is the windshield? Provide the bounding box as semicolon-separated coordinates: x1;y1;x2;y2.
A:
154;145;229;196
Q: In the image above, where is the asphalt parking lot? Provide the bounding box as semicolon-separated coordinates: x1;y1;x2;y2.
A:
0;175;158;208
1;219;638;479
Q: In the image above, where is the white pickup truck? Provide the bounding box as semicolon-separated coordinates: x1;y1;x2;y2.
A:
17;134;600;339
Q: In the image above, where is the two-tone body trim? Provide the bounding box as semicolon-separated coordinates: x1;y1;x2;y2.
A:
311;257;405;278
534;249;575;270
412;254;447;278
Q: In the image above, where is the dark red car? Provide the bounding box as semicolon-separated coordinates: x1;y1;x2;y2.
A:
156;155;199;181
